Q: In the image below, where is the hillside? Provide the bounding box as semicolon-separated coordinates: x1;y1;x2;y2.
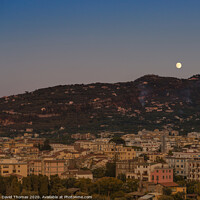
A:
1;74;200;139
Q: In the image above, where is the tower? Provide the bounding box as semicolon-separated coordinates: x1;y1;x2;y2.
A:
161;134;166;153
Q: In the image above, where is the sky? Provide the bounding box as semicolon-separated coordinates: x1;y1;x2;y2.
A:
0;0;200;97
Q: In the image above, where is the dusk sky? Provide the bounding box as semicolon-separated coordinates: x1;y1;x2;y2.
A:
0;0;200;97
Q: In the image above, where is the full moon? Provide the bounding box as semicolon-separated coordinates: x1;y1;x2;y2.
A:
176;62;182;69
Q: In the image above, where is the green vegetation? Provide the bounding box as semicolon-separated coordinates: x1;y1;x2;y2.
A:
92;162;116;178
158;192;185;200
38;139;52;151
109;137;125;145
0;175;138;200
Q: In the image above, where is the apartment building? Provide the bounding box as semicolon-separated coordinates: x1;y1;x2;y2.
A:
166;156;189;177
28;159;66;177
147;153;165;162
116;158;173;183
0;159;28;177
166;152;200;177
150;166;173;184
188;160;200;181
104;145;137;160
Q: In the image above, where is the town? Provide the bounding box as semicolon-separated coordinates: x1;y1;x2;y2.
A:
0;129;200;200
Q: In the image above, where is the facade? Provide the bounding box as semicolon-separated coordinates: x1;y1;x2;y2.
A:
188;160;200;181
150;166;173;184
104;145;137;160
148;153;165;162
0;159;28;177
166;156;189;177
116;158;173;182
61;169;93;180
28;159;66;177
166;152;200;177
159;182;186;197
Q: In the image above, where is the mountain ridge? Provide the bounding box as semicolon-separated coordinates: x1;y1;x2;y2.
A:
0;74;200;138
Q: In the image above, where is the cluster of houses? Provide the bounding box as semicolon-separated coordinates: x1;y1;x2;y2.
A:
1;129;200;199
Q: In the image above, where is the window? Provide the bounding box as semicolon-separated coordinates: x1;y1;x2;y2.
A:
163;176;165;179
152;175;154;180
169;170;171;172
169;175;171;179
156;176;159;180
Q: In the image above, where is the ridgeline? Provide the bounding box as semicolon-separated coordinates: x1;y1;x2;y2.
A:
0;74;200;138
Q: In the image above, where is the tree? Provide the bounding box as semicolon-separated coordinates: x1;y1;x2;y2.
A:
110;191;125;200
39;175;49;195
75;178;93;194
194;182;200;195
105;162;116;177
156;157;166;163
0;176;6;195
40;139;52;151
122;179;138;193
61;178;76;189
92;168;106;179
57;188;71;196
109;137;125;145
168;150;173;156
49;175;63;195
172;192;185;200
7;177;21;195
96;177;123;196
22;176;32;191
173;174;185;183
117;173;126;182
92;194;109;200
139;154;149;161
30;175;39;192
186;180;197;194
21;190;38;196
163;188;172;196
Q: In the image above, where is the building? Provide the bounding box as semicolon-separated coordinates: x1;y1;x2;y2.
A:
166;156;189;177
104;145;137;160
159;182;186;198
0;159;28;177
61;169;93;180
166;152;200;177
116;158;173;183
147;153;165;162
161;135;166;153
188;160;200;181
28;159;66;177
150;165;173;184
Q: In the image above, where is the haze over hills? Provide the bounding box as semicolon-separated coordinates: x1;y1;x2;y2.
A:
0;74;200;139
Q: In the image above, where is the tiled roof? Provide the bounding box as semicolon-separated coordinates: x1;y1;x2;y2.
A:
160;182;179;187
